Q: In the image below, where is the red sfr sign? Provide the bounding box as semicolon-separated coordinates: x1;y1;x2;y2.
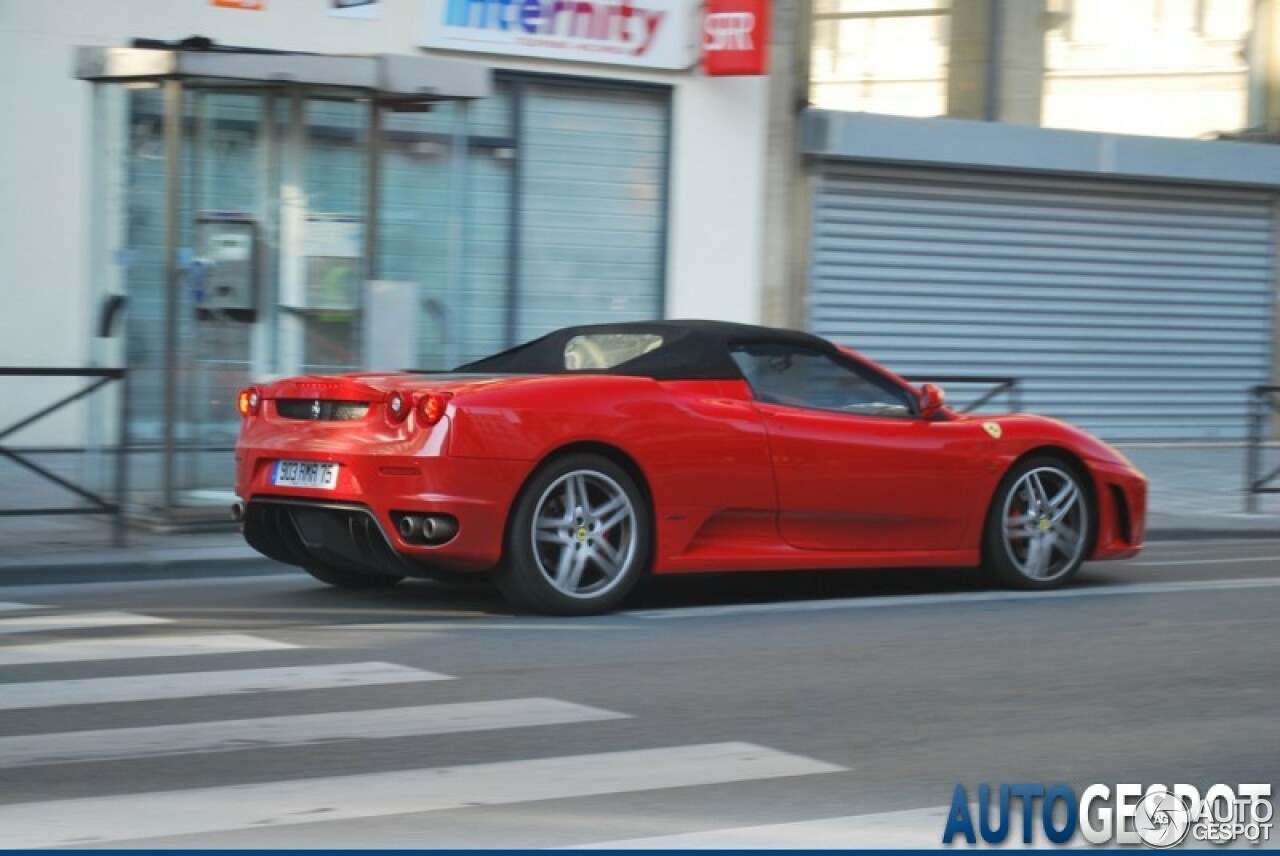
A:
703;0;769;76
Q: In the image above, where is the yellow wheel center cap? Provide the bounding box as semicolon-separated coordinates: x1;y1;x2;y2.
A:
1039;518;1052;532
576;527;589;542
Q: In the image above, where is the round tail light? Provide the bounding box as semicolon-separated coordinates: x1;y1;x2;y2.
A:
237;387;261;417
386;391;409;423
418;392;452;426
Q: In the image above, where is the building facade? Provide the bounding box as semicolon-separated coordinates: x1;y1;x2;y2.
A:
2;0;1278;521
0;0;774;509
800;0;1280;441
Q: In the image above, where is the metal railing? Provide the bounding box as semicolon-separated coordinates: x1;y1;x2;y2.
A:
0;368;128;546
1245;384;1280;514
909;375;1022;415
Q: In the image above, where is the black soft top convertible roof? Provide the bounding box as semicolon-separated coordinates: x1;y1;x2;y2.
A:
455;320;839;381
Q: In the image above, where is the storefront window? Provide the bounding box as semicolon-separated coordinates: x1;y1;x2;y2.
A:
809;0;951;117
97;72;670;506
298;100;368;373
122;86;172;448
379;85;515;369
379;76;669;371
1042;0;1255;138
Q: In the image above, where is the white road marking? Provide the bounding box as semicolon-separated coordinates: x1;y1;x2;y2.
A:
0;611;170;635
0;742;843;848
0;698;629;768
0;573;300;600
1146;536;1280;546
626;577;1280;620
0;634;295;667
580;807;950;849
579;806;1078;849
0;662;450;711
334;622;638;633
1131;555;1280;567
0;602;43;612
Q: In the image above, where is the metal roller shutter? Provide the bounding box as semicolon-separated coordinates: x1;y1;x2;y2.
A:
809;163;1277;441
515;82;667;340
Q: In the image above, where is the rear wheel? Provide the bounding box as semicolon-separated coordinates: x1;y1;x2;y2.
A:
303;561;403;589
495;454;650;615
982;456;1091;590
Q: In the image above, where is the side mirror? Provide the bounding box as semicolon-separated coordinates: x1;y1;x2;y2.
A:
918;383;946;420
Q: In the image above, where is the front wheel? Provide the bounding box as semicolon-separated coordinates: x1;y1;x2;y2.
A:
982;457;1092;590
495;454;651;615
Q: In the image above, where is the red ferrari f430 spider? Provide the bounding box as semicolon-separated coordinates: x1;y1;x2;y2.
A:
234;321;1146;614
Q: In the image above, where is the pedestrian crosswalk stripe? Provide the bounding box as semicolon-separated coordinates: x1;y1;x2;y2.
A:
0;602;42;613
577;806;1085;849
0;611;171;635
0;742;844;848
576;807;955;849
0;662;450;711
0;633;296;667
0;698;630;768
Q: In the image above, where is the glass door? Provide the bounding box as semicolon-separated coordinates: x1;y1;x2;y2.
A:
183;89;273;499
277;98;370;377
180;91;375;500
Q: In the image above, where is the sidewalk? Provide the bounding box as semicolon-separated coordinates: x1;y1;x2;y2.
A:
1120;444;1280;538
0;444;1276;575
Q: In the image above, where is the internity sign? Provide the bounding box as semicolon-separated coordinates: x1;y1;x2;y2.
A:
421;0;698;69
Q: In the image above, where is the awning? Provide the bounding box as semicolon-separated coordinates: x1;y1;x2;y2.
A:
74;44;491;102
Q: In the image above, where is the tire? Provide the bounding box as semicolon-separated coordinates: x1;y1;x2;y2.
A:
303;561;404;589
495;453;651;615
982;456;1092;590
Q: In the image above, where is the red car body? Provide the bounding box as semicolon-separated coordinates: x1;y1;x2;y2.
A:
234;321;1146;613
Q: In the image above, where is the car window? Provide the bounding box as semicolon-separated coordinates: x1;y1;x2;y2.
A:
563;333;664;370
730;344;915;418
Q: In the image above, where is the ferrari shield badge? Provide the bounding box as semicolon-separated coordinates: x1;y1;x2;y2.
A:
983;422;1003;439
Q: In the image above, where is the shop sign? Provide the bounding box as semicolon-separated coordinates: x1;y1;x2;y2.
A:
421;0;697;70
703;0;768;76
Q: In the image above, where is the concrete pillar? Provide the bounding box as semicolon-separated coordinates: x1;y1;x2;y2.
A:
1253;3;1280;410
760;0;811;330
1273;199;1280;410
1249;0;1280;133
947;0;1046;124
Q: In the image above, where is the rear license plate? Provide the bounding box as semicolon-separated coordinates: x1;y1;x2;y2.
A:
272;460;339;490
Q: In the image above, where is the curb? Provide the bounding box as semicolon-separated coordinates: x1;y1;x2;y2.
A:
2;528;1277;588
1144;527;1280;542
0;549;273;587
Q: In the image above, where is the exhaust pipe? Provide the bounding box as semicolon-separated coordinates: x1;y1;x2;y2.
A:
230;502;244;523
421;515;459;543
393;512;458;545
398;515;422;541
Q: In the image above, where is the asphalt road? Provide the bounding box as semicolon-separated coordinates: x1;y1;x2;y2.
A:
0;541;1277;848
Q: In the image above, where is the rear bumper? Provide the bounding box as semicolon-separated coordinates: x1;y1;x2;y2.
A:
244;499;416;579
235;447;533;574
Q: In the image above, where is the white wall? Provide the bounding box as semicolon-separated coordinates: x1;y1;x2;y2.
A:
665;74;769;322
0;0;772;443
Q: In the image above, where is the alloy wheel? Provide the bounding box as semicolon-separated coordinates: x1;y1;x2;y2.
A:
530;469;638;599
1000;465;1088;582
